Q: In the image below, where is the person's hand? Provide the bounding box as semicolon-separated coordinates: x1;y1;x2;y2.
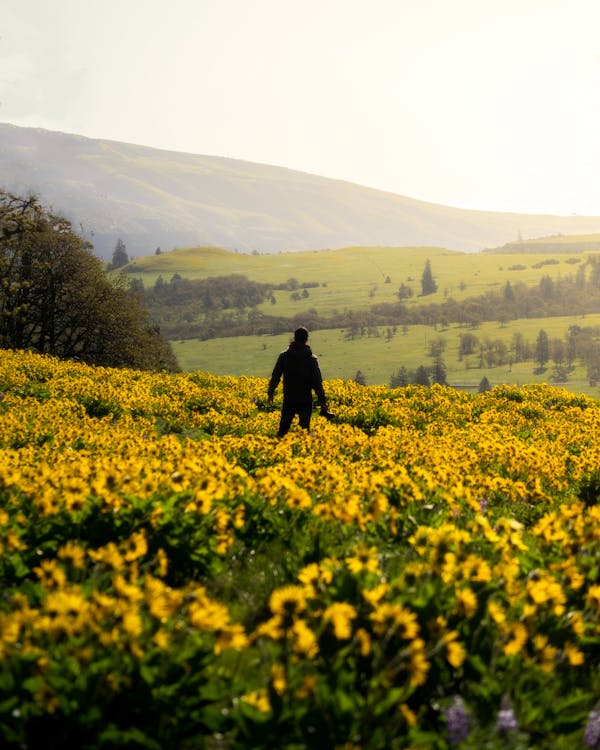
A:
320;404;335;420
267;394;274;405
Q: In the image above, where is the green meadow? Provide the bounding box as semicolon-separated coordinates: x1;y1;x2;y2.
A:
127;242;595;317
127;239;600;394
171;314;600;395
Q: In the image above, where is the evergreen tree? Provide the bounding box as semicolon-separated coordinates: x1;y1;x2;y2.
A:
390;366;410;388
534;329;550;368
354;370;367;386
430;357;447;385
414;365;430;386
420;259;438;296
109;238;129;270
478;376;492;393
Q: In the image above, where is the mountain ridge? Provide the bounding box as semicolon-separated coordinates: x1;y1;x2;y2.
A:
2;122;600;260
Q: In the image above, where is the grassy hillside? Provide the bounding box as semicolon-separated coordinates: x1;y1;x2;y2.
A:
128;243;594;318
488;233;600;254
4;123;600;259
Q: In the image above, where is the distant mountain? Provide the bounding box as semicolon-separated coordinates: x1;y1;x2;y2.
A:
2;122;600;261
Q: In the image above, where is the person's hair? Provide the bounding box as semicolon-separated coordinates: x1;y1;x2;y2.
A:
293;326;309;344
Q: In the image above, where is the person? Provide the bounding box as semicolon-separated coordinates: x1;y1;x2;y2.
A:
267;326;332;437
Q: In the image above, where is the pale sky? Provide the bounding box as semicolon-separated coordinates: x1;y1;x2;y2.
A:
1;0;600;215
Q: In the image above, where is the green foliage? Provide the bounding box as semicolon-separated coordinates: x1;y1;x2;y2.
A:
1;315;600;749
0;190;178;372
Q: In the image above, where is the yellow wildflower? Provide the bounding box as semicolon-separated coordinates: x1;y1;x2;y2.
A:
57;541;86;569
323;602;357;640
296;675;317;699
214;623;248;654
33;559;67;589
355;627;372;657
400;703;417;727
241;689;271;713
153;629;170;649
291;619;319;657
269;585;307;623
503;622;528;656
563;643;584;666
456;588;478;619
121;531;148;562
408;638;430;687
487;600;506;624
362;582;389;607
346;545;380;575
447;640;466;668
270;663;286;695
587;584;600;610
370;602;420;640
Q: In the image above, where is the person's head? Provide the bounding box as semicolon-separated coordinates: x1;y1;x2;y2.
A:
293;326;309;344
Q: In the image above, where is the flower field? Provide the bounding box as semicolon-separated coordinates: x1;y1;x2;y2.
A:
0;348;599;749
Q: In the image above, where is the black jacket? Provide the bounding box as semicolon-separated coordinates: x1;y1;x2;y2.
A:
268;343;326;410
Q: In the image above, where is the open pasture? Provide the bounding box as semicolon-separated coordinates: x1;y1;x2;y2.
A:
126;244;594;318
172;313;600;395
0;349;599;748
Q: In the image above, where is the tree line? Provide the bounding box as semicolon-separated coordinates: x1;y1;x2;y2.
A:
0;191;178;371
388;323;600;389
140;257;600;342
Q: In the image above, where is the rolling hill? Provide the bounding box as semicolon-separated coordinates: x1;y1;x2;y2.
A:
3;122;600;260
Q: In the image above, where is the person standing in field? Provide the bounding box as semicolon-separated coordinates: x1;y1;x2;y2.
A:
267;326;332;437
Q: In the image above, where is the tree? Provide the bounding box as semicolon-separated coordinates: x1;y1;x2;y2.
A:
459;332;478;358
414;365;430;386
390;366;410;388
503;281;515;301
478;376;492;393
534;329;550;368
354;370;367;386
397;283;413;300
420;260;438;296
430;357;447;385
109;238;129;270
0;191;178;371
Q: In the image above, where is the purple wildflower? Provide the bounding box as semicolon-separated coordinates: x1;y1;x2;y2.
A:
584;704;600;748
445;695;470;747
496;696;519;733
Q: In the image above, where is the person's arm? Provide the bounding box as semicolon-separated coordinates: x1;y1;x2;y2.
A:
311;357;327;407
268;353;285;403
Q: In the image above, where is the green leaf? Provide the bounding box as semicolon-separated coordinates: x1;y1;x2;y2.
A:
98;725;163;749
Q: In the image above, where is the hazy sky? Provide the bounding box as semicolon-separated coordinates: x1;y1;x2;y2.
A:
1;0;599;215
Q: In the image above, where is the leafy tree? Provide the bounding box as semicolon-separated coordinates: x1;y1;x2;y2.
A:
420;259;438;296
0;191;178;371
354;370;367;386
459;332;479;358
397;283;413;300
109;238;129;270
428;336;446;358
